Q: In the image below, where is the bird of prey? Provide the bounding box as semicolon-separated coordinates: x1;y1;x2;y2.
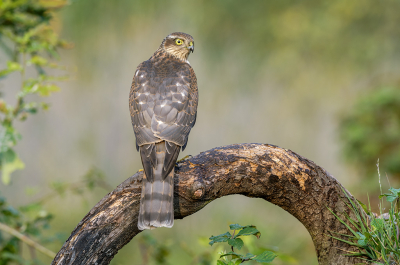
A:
129;32;198;230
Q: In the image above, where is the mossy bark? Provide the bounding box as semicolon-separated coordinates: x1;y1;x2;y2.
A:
52;143;364;265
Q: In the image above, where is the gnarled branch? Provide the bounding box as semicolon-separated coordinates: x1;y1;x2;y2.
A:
52;143;364;265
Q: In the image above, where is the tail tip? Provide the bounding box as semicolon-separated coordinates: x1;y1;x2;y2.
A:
138;219;174;230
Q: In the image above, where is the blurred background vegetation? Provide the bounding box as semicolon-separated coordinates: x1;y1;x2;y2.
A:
1;0;400;264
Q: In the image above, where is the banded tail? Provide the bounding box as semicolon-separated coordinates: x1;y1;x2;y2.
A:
138;141;180;230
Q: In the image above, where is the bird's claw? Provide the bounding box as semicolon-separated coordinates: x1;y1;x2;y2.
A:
177;155;192;163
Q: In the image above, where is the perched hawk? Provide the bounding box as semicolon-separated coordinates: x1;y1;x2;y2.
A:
129;32;198;230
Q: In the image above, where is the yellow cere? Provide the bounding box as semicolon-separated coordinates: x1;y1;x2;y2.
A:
175;39;183;45
189;41;193;46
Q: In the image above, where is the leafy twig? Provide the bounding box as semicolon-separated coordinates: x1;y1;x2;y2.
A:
209;224;277;264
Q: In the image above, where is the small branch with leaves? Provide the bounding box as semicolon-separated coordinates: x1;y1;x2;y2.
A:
209;224;276;264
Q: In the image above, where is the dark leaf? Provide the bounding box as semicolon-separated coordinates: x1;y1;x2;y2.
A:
242;253;256;259
251;251;277;263
209;232;231;246
220;251;242;259
228;238;244;250
236;226;260;238
356;199;369;214
229;224;244;230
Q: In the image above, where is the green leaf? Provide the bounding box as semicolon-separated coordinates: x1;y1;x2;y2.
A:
1;150;25;185
233;259;242;265
251;251;277;263
229;224;244;230
356;199;369;214
0;69;11;78
28;55;48;66
209;232;232;246
386;195;397;203
389;187;400;195
371;218;385;230
217;260;227;265
220;251;242;259
357;239;367;247
41;102;50;110
236;226;261;238
378;189;400;201
0;125;21;153
228;238;244;250
355;232;365;240
0;61;23;78
242;253;256;259
1;205;19;217
7;61;22;72
227;259;242;265
37;84;60;96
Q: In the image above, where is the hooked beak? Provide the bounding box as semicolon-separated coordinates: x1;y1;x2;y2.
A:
188;45;194;53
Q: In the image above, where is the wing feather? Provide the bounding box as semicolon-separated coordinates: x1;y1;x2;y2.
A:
130;58;198;178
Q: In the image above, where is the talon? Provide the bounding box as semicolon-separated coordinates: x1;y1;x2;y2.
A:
138;169;144;172
177;155;192;163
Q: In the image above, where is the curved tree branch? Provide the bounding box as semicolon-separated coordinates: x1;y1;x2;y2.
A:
52;143;364;265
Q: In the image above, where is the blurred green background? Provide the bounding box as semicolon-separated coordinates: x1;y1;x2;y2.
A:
1;0;400;264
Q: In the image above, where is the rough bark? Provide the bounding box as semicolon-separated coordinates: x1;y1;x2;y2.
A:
52;143;365;265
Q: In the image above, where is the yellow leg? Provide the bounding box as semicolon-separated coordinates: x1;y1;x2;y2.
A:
177;155;192;163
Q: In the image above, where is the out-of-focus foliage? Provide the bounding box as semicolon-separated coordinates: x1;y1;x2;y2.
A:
64;0;400;87
0;193;57;265
138;233;171;265
0;167;110;264
340;87;400;179
0;1;101;264
137;232;218;265
0;0;71;184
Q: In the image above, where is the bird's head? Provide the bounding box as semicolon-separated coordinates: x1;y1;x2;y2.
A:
160;32;194;62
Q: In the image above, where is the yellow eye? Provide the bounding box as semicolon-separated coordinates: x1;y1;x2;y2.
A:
175;39;183;45
189;41;193;46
